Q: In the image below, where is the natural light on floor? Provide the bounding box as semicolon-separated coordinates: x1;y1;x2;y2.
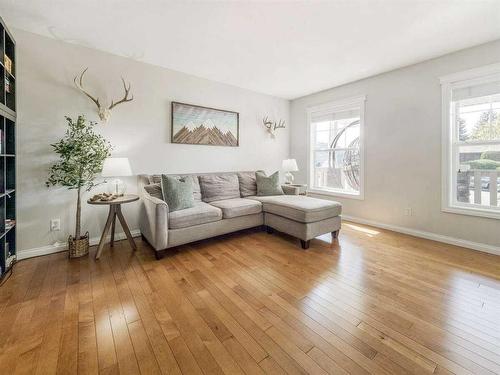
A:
343;223;380;237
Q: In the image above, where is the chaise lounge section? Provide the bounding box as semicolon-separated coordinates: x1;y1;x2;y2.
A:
251;194;342;249
138;171;342;258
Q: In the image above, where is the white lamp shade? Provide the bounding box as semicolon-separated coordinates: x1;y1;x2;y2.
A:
101;157;133;177
282;159;299;172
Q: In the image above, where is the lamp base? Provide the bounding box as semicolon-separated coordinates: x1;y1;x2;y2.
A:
284;172;294;184
106;179;126;196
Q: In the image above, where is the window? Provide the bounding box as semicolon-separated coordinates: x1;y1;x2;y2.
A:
307;96;365;199
441;64;500;219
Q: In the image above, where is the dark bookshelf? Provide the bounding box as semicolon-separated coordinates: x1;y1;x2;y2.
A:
0;15;16;278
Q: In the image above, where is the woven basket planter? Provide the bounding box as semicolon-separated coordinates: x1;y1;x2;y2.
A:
68;232;89;258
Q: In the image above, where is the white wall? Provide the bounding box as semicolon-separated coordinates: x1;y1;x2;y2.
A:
16;29;290;254
291;40;500;249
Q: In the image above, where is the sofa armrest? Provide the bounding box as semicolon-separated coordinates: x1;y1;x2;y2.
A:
140;192;169;250
282;185;300;195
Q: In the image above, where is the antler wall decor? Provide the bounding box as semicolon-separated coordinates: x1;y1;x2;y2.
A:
74;68;134;123
263;116;286;138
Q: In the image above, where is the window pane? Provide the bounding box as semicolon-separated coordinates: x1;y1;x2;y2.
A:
313;149;360;193
444;70;500;217
313;129;330;149
312;118;360;149
335;121;360;148
453;89;500;142
456;144;500;208
309;99;364;198
314;121;330;132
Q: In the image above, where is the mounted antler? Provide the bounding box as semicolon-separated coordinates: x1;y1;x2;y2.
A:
109;78;133;109
262;116;286;138
74;68;101;110
74;68;134;123
263;116;274;130
274;119;286;130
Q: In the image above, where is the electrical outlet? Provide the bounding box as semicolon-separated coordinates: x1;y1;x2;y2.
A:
404;208;413;216
50;218;61;231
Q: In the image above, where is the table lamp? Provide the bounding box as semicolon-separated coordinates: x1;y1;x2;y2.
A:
101;157;133;195
282;159;298;184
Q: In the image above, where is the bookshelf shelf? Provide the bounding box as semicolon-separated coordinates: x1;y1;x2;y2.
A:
0;222;15;239
0;16;16;278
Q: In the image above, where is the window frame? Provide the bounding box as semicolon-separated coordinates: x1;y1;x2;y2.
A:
440;63;500;220
307;95;366;200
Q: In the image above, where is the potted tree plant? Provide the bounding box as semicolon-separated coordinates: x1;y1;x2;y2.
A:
47;115;112;258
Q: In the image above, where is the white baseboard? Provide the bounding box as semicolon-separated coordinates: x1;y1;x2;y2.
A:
342;215;500;256
17;230;141;260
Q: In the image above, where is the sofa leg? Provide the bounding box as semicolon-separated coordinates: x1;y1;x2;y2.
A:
300;240;310;250
155;250;165;260
332;230;339;239
266;226;274;234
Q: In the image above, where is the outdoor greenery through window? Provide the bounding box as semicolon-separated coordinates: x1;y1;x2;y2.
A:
443;67;500;218
308;97;364;198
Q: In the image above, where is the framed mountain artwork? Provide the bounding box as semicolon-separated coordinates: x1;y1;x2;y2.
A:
171;102;239;146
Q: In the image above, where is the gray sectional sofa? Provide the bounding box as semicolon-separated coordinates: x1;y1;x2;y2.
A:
138;171;342;258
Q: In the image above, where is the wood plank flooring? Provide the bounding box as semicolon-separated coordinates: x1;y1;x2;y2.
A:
0;222;499;374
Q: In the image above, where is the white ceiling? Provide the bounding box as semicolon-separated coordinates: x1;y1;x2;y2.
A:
2;0;500;99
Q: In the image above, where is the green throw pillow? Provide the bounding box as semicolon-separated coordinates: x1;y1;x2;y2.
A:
160;175;194;212
256;171;284;196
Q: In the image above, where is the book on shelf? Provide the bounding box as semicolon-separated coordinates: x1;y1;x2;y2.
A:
4;76;10;93
3;242;14;269
6;255;15;269
4;55;12;75
5;219;15;229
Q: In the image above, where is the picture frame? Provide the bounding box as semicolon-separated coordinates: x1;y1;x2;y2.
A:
171;101;239;147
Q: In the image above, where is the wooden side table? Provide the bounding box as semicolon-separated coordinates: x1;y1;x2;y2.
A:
88;194;139;259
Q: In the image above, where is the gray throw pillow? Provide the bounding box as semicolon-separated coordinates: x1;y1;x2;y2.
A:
160;175;195;212
237;172;257;197
199;174;240;202
143;183;163;200
256;171;284;196
151;174;202;201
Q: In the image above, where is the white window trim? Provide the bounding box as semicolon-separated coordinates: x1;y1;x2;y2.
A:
307;95;366;200
440;63;500;220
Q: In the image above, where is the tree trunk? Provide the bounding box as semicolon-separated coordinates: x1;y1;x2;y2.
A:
75;186;81;239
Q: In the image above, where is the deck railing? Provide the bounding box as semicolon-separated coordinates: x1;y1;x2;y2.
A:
457;169;499;207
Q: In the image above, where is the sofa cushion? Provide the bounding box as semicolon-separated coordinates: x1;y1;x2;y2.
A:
161;175;194;212
209;198;262;219
248;195;341;223
246;195;282;203
151;174;201;201
256;171;284;196
168;202;222;229
199;174;240;203
237;172;257;197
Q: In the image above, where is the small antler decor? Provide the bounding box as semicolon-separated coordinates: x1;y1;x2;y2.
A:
263;116;286;138
74;68;134;123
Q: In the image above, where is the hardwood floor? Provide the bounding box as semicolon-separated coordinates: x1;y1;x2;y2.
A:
0;222;499;374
